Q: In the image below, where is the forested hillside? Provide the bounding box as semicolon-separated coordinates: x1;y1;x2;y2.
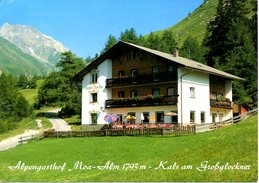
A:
0;74;32;133
153;0;218;45
100;0;257;107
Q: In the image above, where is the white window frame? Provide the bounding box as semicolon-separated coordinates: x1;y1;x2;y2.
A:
91;93;98;103
190;111;195;123
190;87;195;98
201;112;205;123
91;72;98;83
219;113;223;122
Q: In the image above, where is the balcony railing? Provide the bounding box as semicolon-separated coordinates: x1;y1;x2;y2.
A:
105;95;178;108
106;71;177;88
210;99;233;109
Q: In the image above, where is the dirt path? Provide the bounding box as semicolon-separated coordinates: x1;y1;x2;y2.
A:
45;109;71;131
0;108;71;151
0;129;42;151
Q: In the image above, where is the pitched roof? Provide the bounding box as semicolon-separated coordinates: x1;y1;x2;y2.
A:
76;41;244;81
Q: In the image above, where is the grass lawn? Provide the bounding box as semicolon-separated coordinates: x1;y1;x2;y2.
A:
0;115;257;182
19;89;38;105
19;79;44;105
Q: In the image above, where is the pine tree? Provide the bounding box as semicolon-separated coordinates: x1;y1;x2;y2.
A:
137;34;146;46
36;51;85;116
203;0;257;106
119;28;139;44
145;32;160;50
158;30;177;54
180;36;205;63
0;73;32;133
17;74;29;89
102;35;117;53
250;0;258;52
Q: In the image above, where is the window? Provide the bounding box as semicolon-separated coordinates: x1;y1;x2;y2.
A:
127;112;136;123
91;93;97;103
91;113;98;124
143;112;149;123
127;51;134;60
201;112;205;123
219;113;223;122
117;114;123;123
131;69;138;77
190;87;195;98
172;115;178;124
131;90;138;98
128;112;136;117
118;70;125;78
91;73;98;83
190;111;195;123
212;92;217;100
152;66;160;80
152;89;160;96
212;113;217;123
118;91;125;98
168;65;175;72
156;111;164;123
167;87;175;96
152;66;160;73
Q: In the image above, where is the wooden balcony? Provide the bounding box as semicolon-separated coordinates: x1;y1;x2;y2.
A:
105;95;178;108
106;71;177;88
210;99;233;109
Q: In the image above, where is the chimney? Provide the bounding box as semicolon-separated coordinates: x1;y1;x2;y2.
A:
172;47;179;57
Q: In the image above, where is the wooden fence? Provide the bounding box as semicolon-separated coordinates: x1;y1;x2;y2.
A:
222;108;258;124
18;135;36;144
43;126;196;138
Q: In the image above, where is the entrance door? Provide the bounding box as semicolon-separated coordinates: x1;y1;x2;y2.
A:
91;113;98;124
212;113;217;123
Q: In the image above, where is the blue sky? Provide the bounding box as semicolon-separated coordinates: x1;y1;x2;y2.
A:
0;0;203;58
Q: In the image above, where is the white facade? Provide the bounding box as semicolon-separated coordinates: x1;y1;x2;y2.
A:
106;105;178;124
81;63;233;126
81;59;112;125
177;67;211;125
225;80;232;99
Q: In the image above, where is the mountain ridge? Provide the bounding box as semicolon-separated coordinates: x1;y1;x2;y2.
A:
0;23;69;75
0;37;54;75
0;23;68;64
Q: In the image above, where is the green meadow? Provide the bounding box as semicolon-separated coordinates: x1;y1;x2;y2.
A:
0;115;257;182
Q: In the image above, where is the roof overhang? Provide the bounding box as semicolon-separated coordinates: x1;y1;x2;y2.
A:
74;41;245;82
184;67;245;81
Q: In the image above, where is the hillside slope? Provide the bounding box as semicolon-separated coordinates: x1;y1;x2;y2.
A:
152;0;218;45
0;23;69;75
0;37;54;75
153;0;254;46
